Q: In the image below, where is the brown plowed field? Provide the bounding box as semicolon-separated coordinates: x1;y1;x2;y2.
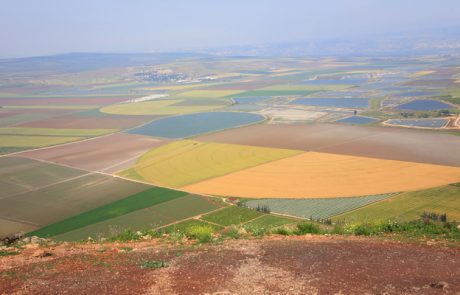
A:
183;152;460;198
18;133;169;173
195;123;460;167
18;114;156;129
1;236;458;294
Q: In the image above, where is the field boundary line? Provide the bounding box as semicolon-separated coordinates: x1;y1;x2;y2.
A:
0;172;93;201
0;215;41;227
239;214;266;226
153;206;227;231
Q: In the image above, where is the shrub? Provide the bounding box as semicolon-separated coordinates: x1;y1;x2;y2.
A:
185;225;214;243
140;260;168;269
108;229;141;242
294;222;321;235
273;228;290;235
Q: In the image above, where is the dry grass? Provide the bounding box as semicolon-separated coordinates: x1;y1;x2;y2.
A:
183;152;460;198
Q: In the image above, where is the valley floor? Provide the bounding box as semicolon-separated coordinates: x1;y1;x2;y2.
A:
1;235;459;294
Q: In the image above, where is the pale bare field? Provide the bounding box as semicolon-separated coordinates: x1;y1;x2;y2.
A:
183;152;460;198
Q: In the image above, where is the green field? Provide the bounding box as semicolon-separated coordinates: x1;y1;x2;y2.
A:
333;184;460;222
0;157;86;198
201;206;264;226
121;140;301;187
52;194;224;241
245;194;395;219
0;135;83;147
0;174;151;227
243;214;298;229
29;187;187;237
0;127;117;137
100;99;224;115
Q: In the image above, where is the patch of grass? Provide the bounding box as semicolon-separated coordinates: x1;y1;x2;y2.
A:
0;251;19;256
201;206;264;226
162;219;222;234
243;214;297;229
28;187;188;238
184;224;215;243
140;260;168;269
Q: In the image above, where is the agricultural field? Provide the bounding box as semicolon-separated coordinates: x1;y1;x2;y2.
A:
29;186;188;238
195;123;460;166
52;194;224;241
291;98;370;108
335;115;379;125
18;113;155;129
201;206;264;226
0;135;82;148
333;184;460;222
0;173;151;228
0;157;86;198
0;54;459;242
121;140;301;187
183;152;460;198
100;99;227;115
245;194;394;219
18;133;168;172
0;127;116;136
128;111;264;139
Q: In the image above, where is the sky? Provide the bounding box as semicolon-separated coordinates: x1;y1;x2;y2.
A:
1;0;460;58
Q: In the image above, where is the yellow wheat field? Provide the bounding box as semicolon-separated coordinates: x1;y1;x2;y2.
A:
183;152;460;198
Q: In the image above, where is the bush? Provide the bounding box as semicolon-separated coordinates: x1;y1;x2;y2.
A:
140;260;168;269
185;225;214;243
294;222;321;235
108;229;141;242
273;228;290;235
353;223;380;236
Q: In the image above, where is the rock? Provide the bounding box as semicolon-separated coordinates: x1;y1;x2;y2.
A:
32;249;52;258
21;237;31;243
430;281;448;289
30;236;42;245
237;227;247;235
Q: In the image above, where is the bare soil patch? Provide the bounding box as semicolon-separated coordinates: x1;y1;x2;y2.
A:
0;236;458;294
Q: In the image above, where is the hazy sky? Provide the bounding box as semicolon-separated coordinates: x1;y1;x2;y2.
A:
1;0;460;58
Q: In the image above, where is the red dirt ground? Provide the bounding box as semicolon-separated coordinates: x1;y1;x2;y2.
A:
195;123;460;167
18;114;156;129
17;133;169;173
0;236;458;294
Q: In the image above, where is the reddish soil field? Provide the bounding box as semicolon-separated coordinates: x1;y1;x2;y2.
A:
18;114;156;129
195;123;460;167
0;97;129;106
18;133;169;172
0;236;458;294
